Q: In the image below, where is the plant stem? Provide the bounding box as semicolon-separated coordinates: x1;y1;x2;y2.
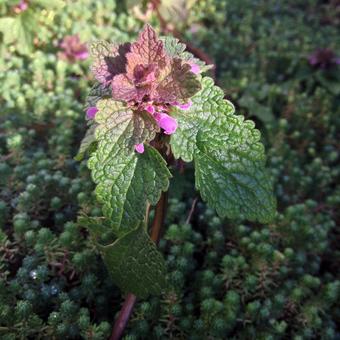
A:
150;191;168;244
110;191;168;340
110;293;137;340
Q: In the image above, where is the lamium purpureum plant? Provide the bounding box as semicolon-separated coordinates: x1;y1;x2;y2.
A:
77;24;276;334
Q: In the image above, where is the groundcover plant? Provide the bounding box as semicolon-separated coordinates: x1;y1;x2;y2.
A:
1;1;339;339
78;24;276;334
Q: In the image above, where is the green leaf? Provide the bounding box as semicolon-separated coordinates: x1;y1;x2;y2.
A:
195;143;276;223
34;0;65;8
98;224;167;298
88;101;170;233
86;83;111;109
93;98;159;150
89;144;170;235
0;17;17;44
170;77;234;162
17;10;36;54
76;82;111;162
74;123;97;161
170;77;276;223
78;215;107;238
162;36;213;73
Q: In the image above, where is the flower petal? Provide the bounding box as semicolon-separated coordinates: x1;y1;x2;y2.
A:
75;51;89;60
156;113;178;135
178;100;192;110
190;62;200;74
135;143;145;153
145;104;155;114
86;107;98;119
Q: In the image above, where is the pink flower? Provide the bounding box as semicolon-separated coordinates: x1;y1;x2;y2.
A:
75;51;89;60
135;143;145;153
59;35;89;63
190;62;200;75
14;0;28;13
154;113;178;135
308;48;340;69
171;100;192;110
178;101;192;110
145;104;155;114
86;107;98;119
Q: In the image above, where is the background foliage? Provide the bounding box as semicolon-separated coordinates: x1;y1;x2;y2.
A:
0;0;339;339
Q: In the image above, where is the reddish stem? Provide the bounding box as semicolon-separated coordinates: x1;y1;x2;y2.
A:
150;191;168;244
110;293;137;340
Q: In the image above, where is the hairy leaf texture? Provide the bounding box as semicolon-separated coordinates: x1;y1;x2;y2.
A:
90;41;131;85
86;83;111;109
87;99;170;234
99;225;167;298
161;36;213;73
170;77;276;223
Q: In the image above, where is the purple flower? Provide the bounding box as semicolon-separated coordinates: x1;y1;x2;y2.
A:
171;100;192;110
308;48;340;69
14;0;28;13
145;104;156;114
189;62;200;75
86;107;98;120
135;143;145;153
59;35;89;63
154;113;178;135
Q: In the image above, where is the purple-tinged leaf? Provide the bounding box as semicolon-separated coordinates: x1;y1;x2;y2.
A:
156;58;201;103
108;25;201;104
90;41;130;84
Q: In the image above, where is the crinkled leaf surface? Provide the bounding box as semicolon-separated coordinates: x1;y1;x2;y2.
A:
107;24;201;103
91;98;159;150
86;82;111;109
127;23;166;69
162;36;213;73
88;100;170;234
194;143;276;223
170;77;234;162
98;225;167;298
157;58;202;103
90;41;130;85
170;77;276;223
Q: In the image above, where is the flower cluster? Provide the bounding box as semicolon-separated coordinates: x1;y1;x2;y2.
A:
87;24;202;153
58;35;89;63
13;0;28;13
308;48;340;69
